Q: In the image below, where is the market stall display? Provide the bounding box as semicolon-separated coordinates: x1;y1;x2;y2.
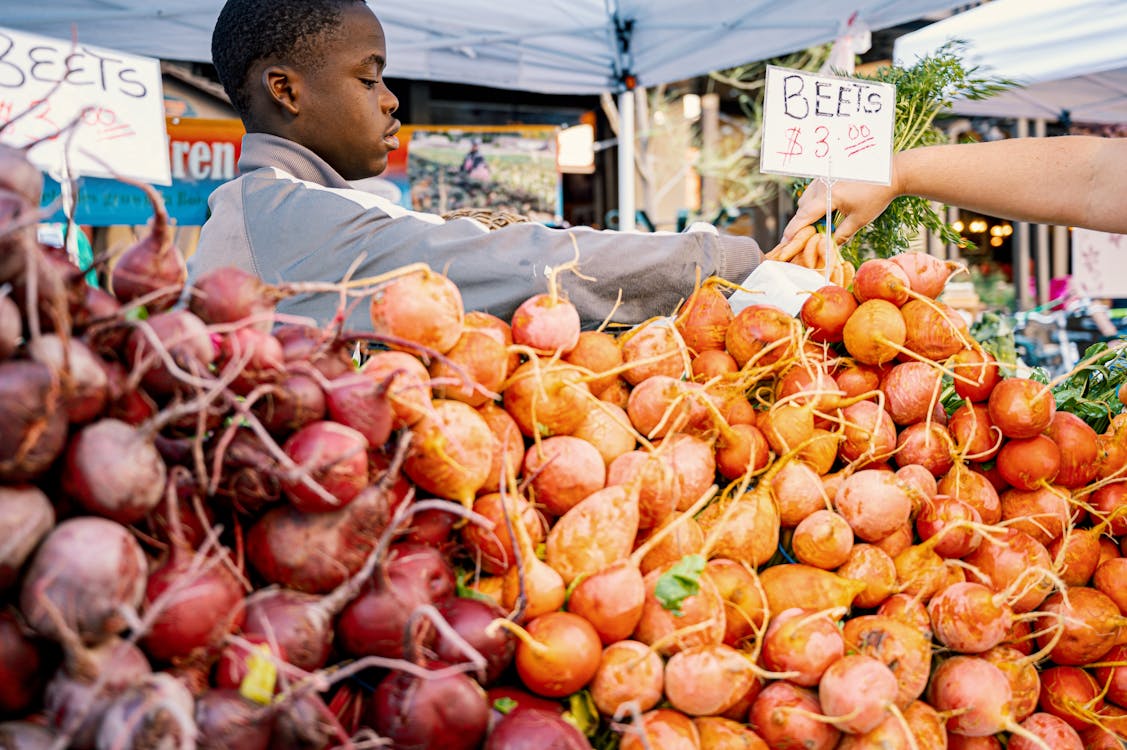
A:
1;139;1127;750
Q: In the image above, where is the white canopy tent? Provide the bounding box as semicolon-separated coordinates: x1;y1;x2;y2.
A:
3;0;973;230
893;0;1127;125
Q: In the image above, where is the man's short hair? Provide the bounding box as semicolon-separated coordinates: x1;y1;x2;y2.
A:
211;0;366;117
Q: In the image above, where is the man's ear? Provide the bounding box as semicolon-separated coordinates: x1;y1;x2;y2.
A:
262;65;301;116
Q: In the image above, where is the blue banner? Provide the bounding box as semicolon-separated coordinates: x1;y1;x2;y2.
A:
40;176;220;226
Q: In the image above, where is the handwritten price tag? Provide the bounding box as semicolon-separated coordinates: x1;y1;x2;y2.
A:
0;25;170;185
760;65;895;184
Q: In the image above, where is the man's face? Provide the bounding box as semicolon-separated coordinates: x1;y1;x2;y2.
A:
294;5;400;180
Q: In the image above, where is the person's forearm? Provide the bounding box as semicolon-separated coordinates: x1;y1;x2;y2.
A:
895;136;1127;233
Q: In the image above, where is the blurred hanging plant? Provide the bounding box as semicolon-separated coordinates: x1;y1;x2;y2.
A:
799;41;1013;263
695;45;834;211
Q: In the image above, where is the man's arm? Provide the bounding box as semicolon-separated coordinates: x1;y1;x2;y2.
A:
782;136;1127;243
240;175;761;329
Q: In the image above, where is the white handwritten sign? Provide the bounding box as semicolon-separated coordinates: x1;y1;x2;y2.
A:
760;65;895;184
0;26;170;185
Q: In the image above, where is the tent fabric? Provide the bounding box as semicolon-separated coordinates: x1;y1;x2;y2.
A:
4;0;968;94
893;0;1127;124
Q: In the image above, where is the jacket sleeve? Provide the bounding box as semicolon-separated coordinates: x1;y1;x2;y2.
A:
242;175;763;329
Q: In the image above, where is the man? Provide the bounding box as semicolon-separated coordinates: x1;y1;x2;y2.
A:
194;0;766;329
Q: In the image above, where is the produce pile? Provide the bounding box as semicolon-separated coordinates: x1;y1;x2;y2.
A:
2;135;1127;750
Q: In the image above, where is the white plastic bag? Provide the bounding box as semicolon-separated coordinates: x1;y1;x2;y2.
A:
728;260;832;318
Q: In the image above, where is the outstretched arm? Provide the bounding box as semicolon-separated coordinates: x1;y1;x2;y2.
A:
781;136;1127;244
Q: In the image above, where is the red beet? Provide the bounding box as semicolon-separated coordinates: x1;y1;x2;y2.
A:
485;707;592;750
0;484;54;589
95;672;196;750
194;689;273;750
44;637;152;749
101;360;158;426
270;692;334;750
20;517;148;645
61;418;167;525
279;420;370;513
247;481;399;594
0;609;57;716
0;190;36;286
0;721;59;748
336;543;456;659
251;373;326;436
371;667;490;750
25;334;109;424
274;324;355;380
0;359;69;482
217;327;285;395
0;293;19;361
433;596;515;686
241;588;338;673
109;182;187;311
188;265;280;330
241;531;417;672
324;369;394;448
140;545;247;664
125;309;217;396
209;427;283;514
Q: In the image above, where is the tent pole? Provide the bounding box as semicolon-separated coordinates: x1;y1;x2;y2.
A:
618;89;636;232
1014;118;1032;310
1034;118;1051;306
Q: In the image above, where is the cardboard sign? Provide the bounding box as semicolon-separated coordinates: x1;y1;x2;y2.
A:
0;26;170;185
760;65;895;184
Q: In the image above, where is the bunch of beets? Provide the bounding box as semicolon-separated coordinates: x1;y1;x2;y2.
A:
1;135;1127;750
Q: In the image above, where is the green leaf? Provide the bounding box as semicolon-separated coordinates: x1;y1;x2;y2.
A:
654;554;707;616
492;697;518;715
455;570;495;604
564;690;600;737
1049;341;1127;432
125;305;149;321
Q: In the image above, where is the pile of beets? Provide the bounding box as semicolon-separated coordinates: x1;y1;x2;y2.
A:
3;129;1127;750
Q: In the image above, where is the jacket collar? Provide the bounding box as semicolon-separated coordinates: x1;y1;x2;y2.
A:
237;133;352;189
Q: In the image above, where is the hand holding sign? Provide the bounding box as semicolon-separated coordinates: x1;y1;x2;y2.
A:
761;65;895;284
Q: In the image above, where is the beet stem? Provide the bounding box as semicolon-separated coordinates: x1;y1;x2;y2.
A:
610;700;656;750
187;484;252;592
403;603;488;681
23;238;41;342
225;632;311;688
340;328;489;395
497;468;528;622
224;397;344;510
47;638;149;750
126;319;216;393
